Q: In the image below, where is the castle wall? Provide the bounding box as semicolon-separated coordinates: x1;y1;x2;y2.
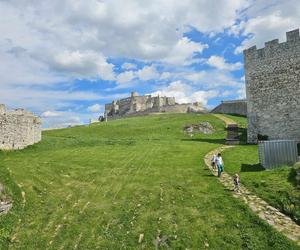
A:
104;92;207;119
211;100;247;116
130;96;153;112
244;29;300;143
0;105;42;150
117;98;131;114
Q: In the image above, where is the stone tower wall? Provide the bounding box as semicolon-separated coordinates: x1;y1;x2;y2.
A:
244;29;300;143
0;105;42;150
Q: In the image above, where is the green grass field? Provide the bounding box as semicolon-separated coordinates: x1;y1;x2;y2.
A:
222;114;300;226
0;113;298;249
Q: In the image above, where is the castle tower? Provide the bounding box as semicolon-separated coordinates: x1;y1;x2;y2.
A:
244;28;300;143
131;91;138;97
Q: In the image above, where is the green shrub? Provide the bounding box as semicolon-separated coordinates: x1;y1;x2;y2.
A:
294;162;300;187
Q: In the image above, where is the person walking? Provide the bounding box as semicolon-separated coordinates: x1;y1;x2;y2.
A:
216;153;224;177
211;153;217;171
233;173;240;192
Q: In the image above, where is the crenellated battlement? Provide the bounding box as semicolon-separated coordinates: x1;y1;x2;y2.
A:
244;29;300;61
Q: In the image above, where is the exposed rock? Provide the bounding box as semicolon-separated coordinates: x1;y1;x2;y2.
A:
183;122;214;134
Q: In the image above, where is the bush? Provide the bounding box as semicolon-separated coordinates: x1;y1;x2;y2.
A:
293;162;300;187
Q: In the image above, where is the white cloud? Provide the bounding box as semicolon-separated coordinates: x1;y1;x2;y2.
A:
116;70;136;83
0;0;249;87
234;1;300;53
151;81;219;105
121;62;137;70
52;50;115;80
136;65;160;81
162;37;208;65
184;70;243;88
87;103;102;113
41;111;84;128
207;55;242;71
41;111;62;117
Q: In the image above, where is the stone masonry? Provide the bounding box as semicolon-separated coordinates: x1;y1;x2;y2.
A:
211;99;247;116
0;104;42;150
244;29;300;143
104;92;207;119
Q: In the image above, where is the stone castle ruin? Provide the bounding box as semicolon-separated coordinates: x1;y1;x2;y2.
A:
244;29;300;143
0;104;42;150
104;92;206;119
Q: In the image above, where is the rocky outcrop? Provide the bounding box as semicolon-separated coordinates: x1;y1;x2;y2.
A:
183;122;214;134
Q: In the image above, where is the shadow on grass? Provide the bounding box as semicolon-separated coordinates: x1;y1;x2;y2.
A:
241;163;264;172
181;138;226;144
238;127;247;144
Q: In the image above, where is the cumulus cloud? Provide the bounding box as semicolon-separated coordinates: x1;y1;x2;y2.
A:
234;1;300;53
136;65;160;81
116;65;160;84
121;62;137;70
116;71;136;84
206;55;242;71
161;37;208;65
52;50;115;80
87;104;102;113
151;81;219;105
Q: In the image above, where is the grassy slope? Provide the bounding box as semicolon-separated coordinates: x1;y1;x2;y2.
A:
0;113;298;249
223;114;300;225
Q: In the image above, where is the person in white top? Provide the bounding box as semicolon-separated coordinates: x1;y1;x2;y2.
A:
211;154;217;171
216;153;224;177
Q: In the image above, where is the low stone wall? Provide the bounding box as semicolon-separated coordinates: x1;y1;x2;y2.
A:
211;100;247;116
0;105;42;150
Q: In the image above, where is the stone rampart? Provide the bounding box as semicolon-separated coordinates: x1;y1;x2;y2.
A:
244;28;300;143
0;105;42;150
211;100;247;116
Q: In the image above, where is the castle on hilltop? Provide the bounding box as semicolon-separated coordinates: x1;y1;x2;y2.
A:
244;28;300;143
0;104;42;150
104;92;206;119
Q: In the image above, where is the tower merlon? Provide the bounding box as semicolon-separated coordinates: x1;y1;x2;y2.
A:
286;28;300;42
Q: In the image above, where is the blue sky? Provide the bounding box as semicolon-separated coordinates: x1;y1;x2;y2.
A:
0;0;299;128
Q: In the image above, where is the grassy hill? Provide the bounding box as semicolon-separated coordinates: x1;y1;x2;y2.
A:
0;113;298;249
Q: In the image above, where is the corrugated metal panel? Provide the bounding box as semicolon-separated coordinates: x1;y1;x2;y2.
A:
258;140;298;169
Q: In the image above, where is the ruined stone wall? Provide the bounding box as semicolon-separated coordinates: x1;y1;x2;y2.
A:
0;105;42;150
244;29;300;143
131;96;153;112
211;100;247;116
104;92;207;118
117;98;131;115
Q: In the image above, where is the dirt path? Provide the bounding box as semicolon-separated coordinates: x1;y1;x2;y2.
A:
205;114;300;244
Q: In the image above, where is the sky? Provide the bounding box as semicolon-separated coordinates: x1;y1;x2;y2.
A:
0;0;299;128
